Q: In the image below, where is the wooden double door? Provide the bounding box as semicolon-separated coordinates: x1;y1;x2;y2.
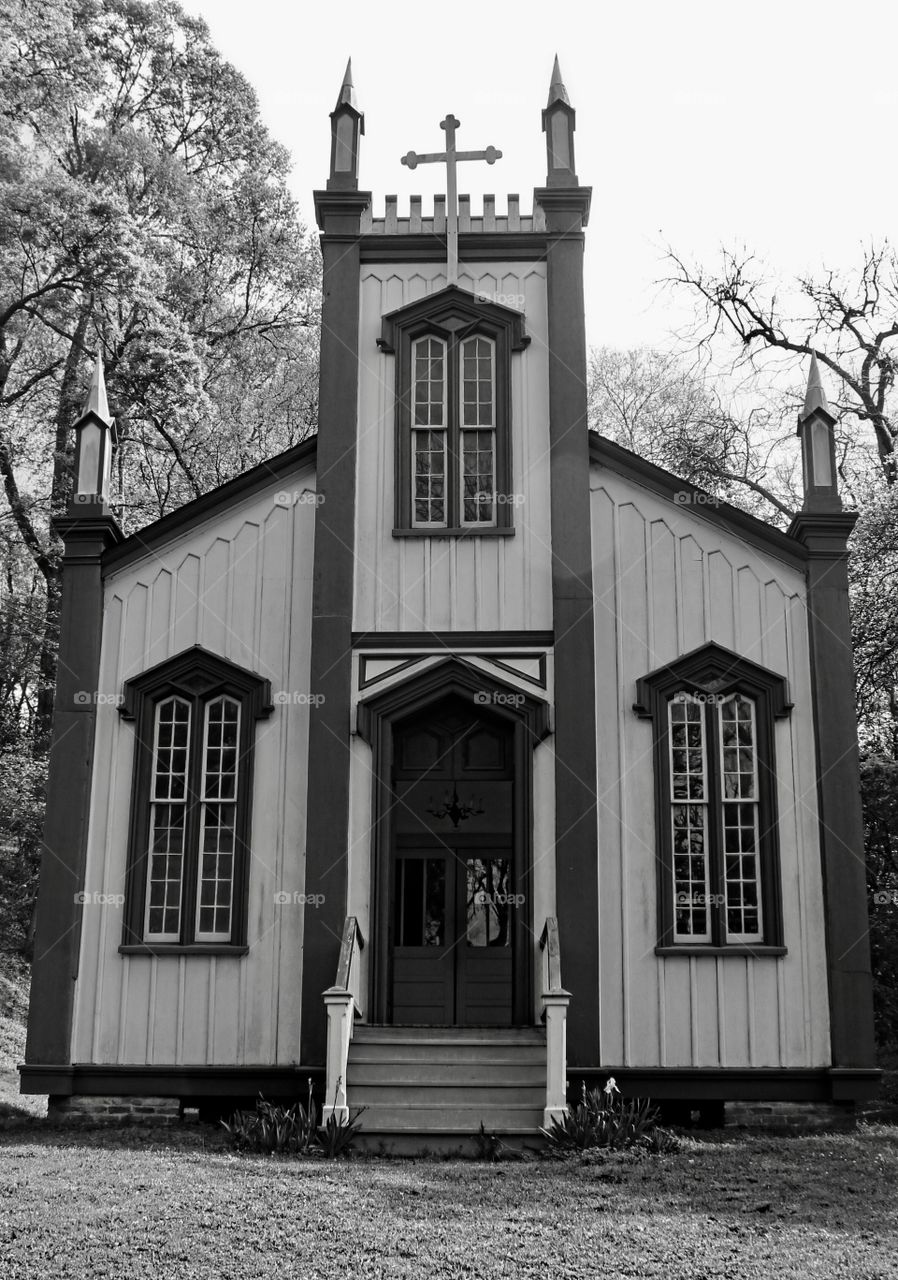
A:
388;699;524;1026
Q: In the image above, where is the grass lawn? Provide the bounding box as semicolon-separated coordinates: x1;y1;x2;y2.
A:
0;1124;896;1279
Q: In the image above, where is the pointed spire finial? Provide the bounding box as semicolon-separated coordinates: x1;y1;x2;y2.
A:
79;352;112;428
547;54;570;107
800;351;835;423
335;57;360;113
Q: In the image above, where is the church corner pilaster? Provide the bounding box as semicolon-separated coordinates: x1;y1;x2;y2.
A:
301;181;369;1069
26;508;122;1067
789;511;876;1071
536;78;600;1068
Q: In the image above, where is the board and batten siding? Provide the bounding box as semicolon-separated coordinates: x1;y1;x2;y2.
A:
71;466;316;1067
353;263;553;634
590;466;831;1069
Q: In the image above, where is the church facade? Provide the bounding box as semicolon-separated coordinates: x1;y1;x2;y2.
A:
22;63;879;1134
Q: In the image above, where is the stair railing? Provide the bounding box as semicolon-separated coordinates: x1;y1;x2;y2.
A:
539;916;571;1127
322;915;365;1123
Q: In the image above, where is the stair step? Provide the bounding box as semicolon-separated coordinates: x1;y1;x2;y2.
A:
352;1025;545;1044
353;1104;545;1133
347;1062;545;1087
348;1044;546;1064
348;1084;546;1106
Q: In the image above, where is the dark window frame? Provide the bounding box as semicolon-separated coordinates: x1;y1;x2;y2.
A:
634;642;792;953
118;646;272;954
377;285;529;536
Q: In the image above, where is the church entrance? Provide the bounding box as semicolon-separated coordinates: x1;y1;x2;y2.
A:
388;697;519;1025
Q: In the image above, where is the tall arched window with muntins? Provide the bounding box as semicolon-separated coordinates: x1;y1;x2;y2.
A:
120;647;272;953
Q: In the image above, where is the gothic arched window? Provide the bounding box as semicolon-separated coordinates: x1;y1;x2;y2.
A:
118;647;272;952
634;643;792;953
378;285;529;536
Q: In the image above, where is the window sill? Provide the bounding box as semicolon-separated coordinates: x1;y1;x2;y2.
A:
655;945;787;958
393;526;515;539
119;944;249;957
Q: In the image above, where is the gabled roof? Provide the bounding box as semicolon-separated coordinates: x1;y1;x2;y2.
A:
589;433;807;571
102;436;317;575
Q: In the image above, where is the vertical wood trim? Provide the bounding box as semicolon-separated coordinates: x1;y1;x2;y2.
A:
301;207;366;1065
544;216;600;1066
25;516;122;1067
716;956;726;1067
788;513;876;1068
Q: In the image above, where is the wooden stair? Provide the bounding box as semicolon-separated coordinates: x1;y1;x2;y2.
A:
346;1025;547;1147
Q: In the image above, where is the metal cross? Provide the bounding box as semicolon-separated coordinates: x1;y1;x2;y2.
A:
401;115;502;287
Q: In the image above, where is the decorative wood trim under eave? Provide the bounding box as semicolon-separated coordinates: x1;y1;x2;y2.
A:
102;437;318;575
589;434;808;571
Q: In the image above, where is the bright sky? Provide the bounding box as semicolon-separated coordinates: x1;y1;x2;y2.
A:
185;0;896;352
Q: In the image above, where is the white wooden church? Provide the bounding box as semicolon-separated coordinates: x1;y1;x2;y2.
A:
22;61;879;1136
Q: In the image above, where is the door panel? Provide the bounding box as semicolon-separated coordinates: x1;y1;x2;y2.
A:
392;854;454;1025
388;699;518;1026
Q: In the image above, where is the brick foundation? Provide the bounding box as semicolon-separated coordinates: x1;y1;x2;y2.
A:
47;1095;181;1126
725;1101;856;1133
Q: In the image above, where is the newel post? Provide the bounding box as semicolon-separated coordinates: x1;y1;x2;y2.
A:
543;991;571;1127
322;988;354;1123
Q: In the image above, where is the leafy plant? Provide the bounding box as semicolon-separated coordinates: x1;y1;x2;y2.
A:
222;1079;365;1159
222;1081;317;1155
475;1122;503;1162
541;1076;678;1155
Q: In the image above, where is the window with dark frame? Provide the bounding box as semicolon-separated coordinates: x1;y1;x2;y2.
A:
378;285;529;536
119;647;273;952
410;332;497;528
634;643;792;952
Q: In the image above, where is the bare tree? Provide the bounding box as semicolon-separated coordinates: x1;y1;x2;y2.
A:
664;243;898;486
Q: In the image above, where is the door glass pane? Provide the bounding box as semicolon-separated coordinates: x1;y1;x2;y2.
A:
466;858;512;947
395;857;445;946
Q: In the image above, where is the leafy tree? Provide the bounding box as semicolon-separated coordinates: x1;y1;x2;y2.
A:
587;345;799;521
0;0;320;748
860;757;898;1048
